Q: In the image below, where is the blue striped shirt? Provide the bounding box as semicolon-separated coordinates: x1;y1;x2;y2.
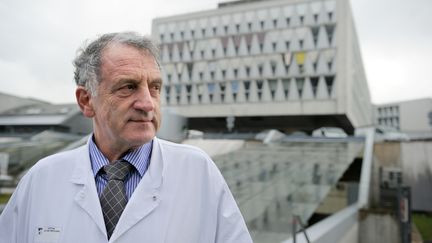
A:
89;136;153;200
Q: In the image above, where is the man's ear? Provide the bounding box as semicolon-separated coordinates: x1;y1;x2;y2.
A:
76;87;95;118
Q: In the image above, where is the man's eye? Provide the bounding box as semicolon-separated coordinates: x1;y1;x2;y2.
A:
150;84;161;92
125;84;136;90
115;83;136;96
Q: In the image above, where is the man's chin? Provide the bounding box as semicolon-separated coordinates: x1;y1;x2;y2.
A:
125;133;155;146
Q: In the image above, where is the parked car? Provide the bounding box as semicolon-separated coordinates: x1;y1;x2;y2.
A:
312;127;348;138
377;126;409;141
355;126;409;141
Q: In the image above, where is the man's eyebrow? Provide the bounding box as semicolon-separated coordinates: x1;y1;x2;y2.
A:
150;78;163;84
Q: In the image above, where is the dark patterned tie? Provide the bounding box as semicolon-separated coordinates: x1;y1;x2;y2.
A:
100;160;132;239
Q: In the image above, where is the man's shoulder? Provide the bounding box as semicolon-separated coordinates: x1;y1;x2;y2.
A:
29;144;88;173
156;138;211;160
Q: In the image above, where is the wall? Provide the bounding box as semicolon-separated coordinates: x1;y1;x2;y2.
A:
358;209;400;243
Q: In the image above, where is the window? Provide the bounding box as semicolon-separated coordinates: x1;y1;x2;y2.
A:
246;66;250;77
213;27;217;35
180;31;184;39
268;79;277;99
224;25;228;34
165;86;171;103
244;80;251;100
160;34;164;41
299;16;304;25
314;14;318;23
298;64;304;74
285;41;290;50
222;70;226;78
296;78;305;97
258;65;263;75
310;76;319;97
311;26;319;47
202;28;206;37
248;22;252;31
231;81;239;93
210;71;215;80
233;68;238;78
236;24;240;33
260;21;264;30
286;17;290;26
325;24;335;44
273;19;277;28
428;111;432;126
211;49;216;58
170;32;174;40
282;78;290;97
328;12;333;21
191;30;195;37
271;63;276;74
272;42;277;51
324;75;334;96
186;85;192;103
327;60;333;71
201;50;205;59
299;40;304;49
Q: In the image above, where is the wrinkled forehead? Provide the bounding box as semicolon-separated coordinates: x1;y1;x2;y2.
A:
101;42;160;69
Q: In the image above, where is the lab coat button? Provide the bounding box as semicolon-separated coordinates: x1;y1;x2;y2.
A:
152;195;157;201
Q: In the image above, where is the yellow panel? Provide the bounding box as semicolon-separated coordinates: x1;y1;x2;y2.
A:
295;51;306;65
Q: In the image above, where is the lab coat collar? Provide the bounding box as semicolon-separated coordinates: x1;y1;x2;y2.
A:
69;139;107;237
69;136;165;242
109;136;164;242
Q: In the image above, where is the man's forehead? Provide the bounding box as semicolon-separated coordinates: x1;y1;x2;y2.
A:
101;42;157;64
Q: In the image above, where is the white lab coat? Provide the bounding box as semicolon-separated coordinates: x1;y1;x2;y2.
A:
0;137;252;243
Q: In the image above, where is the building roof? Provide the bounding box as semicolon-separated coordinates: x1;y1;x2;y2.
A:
0;92;48;114
0;103;80;126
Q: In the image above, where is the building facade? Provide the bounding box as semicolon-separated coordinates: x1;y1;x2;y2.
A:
152;0;372;134
375;98;432;135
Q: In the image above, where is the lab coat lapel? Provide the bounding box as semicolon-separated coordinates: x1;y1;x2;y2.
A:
109;137;164;242
69;145;107;237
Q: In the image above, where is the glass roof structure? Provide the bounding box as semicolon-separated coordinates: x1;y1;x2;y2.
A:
212;140;363;242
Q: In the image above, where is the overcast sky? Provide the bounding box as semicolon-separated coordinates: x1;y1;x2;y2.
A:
0;0;431;105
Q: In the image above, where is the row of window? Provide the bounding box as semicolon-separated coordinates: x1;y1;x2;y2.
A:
165;59;334;83
378;117;400;130
161;25;335;64
158;11;335;43
377;106;399;117
163;76;335;105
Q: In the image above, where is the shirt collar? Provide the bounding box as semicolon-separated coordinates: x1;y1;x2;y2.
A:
89;135;153;178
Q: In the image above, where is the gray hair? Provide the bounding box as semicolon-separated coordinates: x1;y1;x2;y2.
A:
73;31;160;95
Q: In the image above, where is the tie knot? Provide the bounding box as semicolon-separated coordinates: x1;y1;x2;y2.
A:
104;160;132;181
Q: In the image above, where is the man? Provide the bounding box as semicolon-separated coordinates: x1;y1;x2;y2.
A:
0;32;252;243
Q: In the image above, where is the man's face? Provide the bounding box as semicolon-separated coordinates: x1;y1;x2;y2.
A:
88;43;162;151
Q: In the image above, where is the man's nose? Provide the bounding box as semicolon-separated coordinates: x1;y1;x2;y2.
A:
133;87;155;112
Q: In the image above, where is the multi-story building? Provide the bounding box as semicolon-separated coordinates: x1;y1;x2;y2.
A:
375;98;432;135
152;0;372;134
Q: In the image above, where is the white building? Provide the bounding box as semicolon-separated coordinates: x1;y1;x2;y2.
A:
152;0;372;134
375;98;432;135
